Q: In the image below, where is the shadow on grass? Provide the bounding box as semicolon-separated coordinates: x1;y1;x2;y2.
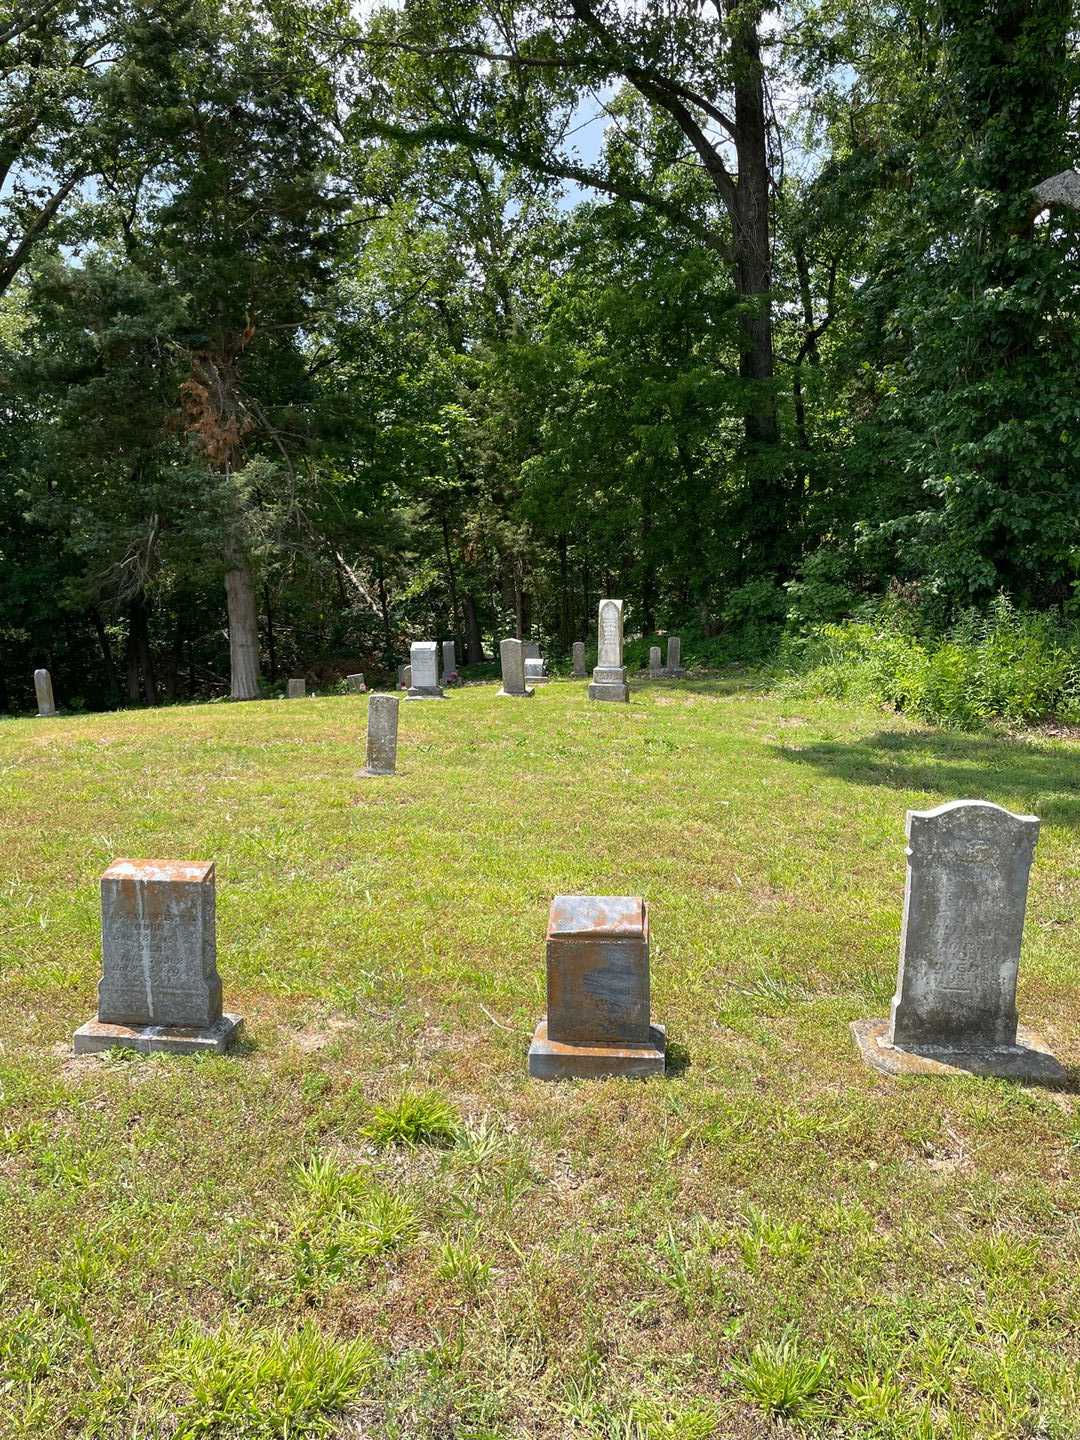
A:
772;729;1080;827
665;1041;692;1077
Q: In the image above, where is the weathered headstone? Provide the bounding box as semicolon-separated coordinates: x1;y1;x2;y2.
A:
398;664;411;690
442;640;457;680
529;896;666;1079
588;598;629;702
407;641;445;699
287;678;306;698
497;638;534;698
666;636;685;678
572;641;586;678
523;641;540;661
852;800;1064;1080
649;645;663;677
346;673;366;693
525;657;546;686
34;668;57;717
73;860;242;1055
361;693;399;776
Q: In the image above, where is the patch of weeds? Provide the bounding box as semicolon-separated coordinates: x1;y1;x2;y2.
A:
656;1224;726;1320
738;1207;814;1271
288;1154;418;1294
161;1320;377;1439
0;1303;71;1383
966;1228;1039;1278
435;1234;492;1299
729;1329;832;1420
363;1091;461;1149
843;1365;905;1424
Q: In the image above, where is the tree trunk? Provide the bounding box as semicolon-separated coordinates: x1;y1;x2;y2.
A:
376;559;393;661
126;593;156;705
264;582;277;682
441;513;461;641
91;607;119;704
463;592;484;664
225;564;261;699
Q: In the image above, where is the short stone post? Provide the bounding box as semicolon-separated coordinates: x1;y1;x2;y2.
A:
648;646;662;677
346;673;366;693
529;896;666;1079
34;669;57;717
406;641;446;699
73;860;242;1055
588;599;629;702
362;694;399;776
572;642;586;678
498;638;534;698
287;678;306;698
852;800;1063;1080
666;636;685;678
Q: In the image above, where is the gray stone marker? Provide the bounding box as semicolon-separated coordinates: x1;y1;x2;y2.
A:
287;678;306;698
34;668;57;717
523;640;549;681
442;640;457;678
666;636;685;678
346;673;366;693
852;800;1064;1081
362;693;399;776
529;895;666;1080
497;638;534;699
588;598;629;702
648;645;663;677
398;664;411;690
73;859;242;1056
572;641;586;678
407;641;445;699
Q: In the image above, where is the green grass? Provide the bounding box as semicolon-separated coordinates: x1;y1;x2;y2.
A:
2;675;1080;1436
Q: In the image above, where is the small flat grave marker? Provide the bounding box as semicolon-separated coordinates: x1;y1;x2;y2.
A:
529;895;665;1079
852;800;1064;1080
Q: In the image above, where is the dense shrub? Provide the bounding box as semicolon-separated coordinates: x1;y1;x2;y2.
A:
777;597;1080;730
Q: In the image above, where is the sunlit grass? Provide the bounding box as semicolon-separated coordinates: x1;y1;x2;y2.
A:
0;677;1078;1434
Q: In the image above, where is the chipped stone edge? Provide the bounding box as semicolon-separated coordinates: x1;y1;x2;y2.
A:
851;1018;1065;1082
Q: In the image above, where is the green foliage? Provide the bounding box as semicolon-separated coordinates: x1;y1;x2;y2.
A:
728;1330;833;1419
288;1155;418;1292
362;1091;462;1149
161;1321;377;1439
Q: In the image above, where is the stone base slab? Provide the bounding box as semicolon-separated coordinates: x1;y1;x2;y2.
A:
851;1018;1065;1082
73;1013;244;1057
359;767;395;777
406;687;446;700
497;687;534;699
588;682;630;702
528;1019;666;1080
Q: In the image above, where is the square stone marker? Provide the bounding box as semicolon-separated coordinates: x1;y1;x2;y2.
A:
588;598;629;702
346;673;366;693
287;678;305;698
73;859;242;1056
572;641;586;677
498;637;534;698
529;895;665;1080
407;641;446;699
852;800;1064;1081
361;693;399;775
666;636;685;677
34;668;57;717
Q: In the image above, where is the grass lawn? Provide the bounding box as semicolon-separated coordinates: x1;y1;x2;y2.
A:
2;674;1080;1438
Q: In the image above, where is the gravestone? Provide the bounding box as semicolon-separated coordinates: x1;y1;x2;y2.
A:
523;641;540;661
588;599;629;702
398;664;411;690
525;657;546;686
572;641;586;678
529;895;666;1079
73;860;242;1055
287;678;306;698
649;646;663;677
346;673;366;693
442;640;457;679
407;641;445;699
497;638;534;699
362;693;399;776
34;669;57;717
666;636;685;678
852;800;1064;1080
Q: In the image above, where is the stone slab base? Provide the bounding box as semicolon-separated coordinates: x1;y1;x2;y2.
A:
497;687;535;699
851;1018;1065;1082
588;682;630;702
73;1013;244;1057
359;767;395;778
528;1019;666;1080
406;687;446;699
